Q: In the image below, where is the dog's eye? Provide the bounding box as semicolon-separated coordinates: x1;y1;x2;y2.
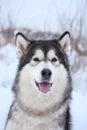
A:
51;58;57;62
33;57;40;62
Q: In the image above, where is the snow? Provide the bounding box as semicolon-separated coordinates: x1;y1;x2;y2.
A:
71;91;87;130
0;44;18;130
0;87;14;130
0;44;18;89
0;44;87;130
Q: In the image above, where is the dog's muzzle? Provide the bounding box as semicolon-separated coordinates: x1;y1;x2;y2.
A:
35;69;53;94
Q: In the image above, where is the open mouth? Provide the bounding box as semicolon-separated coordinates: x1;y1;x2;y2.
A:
35;81;52;94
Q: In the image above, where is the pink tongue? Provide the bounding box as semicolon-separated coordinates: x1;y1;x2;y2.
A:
38;82;51;94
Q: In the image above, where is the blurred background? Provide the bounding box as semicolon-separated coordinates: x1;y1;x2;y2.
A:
0;0;87;130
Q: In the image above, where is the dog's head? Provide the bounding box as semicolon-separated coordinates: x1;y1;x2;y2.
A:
15;32;71;95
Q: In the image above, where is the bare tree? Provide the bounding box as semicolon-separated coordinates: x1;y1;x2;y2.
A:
74;0;87;56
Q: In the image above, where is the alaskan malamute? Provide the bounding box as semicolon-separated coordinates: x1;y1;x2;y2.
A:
6;31;72;130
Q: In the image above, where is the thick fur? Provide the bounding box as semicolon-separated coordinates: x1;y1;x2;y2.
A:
6;31;72;130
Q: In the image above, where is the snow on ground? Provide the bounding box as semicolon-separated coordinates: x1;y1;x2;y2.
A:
0;87;14;130
0;44;18;89
0;44;18;130
0;44;87;130
71;91;87;130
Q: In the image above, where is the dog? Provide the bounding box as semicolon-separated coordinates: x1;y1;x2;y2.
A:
6;31;72;130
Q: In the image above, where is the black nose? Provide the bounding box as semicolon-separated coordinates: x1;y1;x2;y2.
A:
41;69;52;79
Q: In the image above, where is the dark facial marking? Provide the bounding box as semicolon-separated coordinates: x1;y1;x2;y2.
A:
18;40;69;71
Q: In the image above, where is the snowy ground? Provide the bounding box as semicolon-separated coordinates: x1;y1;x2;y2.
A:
0;44;87;130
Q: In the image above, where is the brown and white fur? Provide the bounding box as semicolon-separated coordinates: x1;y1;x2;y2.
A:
6;31;72;130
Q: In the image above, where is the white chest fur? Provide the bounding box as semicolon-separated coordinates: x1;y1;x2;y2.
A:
6;102;65;130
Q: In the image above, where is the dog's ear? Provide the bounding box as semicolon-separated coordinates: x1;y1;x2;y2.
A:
58;31;71;56
15;33;30;58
